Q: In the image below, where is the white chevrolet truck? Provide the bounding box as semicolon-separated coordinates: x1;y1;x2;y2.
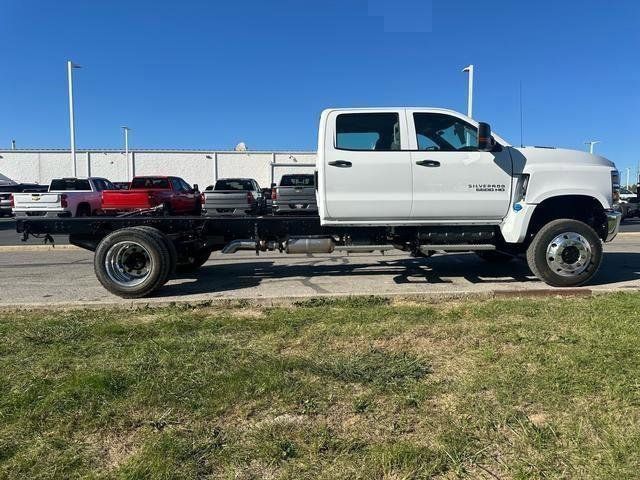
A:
13;177;115;218
16;107;621;298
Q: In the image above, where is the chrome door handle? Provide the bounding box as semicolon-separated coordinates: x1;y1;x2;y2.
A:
328;160;352;168
416;160;440;167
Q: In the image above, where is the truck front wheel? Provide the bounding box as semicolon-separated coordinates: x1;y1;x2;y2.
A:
94;227;173;298
526;219;603;287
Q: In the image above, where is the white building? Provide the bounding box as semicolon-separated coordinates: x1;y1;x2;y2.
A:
0;149;317;189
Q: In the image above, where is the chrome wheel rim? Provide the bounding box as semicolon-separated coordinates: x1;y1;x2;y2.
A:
545;232;592;277
104;241;153;287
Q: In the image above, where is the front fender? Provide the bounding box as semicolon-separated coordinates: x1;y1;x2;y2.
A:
526;189;610;210
500;203;537;243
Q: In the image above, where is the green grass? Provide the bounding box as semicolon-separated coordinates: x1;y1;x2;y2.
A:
1;293;640;479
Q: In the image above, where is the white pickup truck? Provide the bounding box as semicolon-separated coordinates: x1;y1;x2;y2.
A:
16;107;621;297
12;177;115;217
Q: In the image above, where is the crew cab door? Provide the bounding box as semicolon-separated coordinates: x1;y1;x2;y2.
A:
322;110;412;220
407;110;512;220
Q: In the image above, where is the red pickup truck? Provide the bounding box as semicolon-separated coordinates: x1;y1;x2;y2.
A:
101;176;202;215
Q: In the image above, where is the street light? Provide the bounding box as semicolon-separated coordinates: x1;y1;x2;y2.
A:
462;64;474;118
67;60;81;177
121;126;131;180
585;140;600;154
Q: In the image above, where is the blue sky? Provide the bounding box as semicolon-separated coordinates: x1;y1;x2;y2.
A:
1;0;639;180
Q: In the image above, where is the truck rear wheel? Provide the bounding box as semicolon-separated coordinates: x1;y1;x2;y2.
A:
94;227;172;298
129;226;178;275
526;219;603;287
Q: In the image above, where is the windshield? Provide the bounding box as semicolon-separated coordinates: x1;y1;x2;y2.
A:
131;177;170;189
214;179;253;191
49;179;92;191
280;175;314;187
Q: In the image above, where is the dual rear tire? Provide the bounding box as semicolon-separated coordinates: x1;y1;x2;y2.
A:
94;227;173;298
94;226;213;298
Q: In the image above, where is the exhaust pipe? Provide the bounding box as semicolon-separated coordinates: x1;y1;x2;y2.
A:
222;237;394;256
221;239;256;254
335;244;395;253
286;237;334;254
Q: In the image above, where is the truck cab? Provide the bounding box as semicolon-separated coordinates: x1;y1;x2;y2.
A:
317;108;618;232
316;107;620;287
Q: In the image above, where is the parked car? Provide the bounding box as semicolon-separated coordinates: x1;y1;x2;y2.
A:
101;176;201;215
12;177;114;217
203;178;264;216
619;187;636;202
0;182;48;217
272;174;318;215
615;198;639;220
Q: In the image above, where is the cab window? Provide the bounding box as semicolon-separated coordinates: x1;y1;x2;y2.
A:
178;178;192;192
170;178;184;192
336;113;401;151
414;113;478;152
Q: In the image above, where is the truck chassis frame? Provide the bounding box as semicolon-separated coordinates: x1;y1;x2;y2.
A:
15;212;612;298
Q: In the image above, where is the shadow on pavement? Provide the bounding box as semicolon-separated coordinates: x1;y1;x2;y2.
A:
591;252;640;286
156;252;640;297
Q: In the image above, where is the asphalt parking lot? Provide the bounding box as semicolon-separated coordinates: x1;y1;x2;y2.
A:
1;232;638;307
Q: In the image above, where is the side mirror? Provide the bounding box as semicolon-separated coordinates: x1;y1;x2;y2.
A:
477;122;495;152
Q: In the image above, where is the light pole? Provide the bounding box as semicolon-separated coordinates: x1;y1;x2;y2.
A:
121;126;131;180
67;60;81;176
462;64;474;118
585;140;600;154
627;167;631;189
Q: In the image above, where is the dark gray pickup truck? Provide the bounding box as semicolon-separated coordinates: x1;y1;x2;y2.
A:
203;178;263;216
272;174;317;215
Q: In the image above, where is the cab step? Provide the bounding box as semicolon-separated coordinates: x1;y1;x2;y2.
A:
419;244;496;252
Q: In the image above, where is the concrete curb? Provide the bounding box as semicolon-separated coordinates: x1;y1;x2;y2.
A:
0;287;636;311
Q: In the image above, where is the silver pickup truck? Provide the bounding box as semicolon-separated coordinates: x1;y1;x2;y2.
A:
203;178;264;216
272;174;318;215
